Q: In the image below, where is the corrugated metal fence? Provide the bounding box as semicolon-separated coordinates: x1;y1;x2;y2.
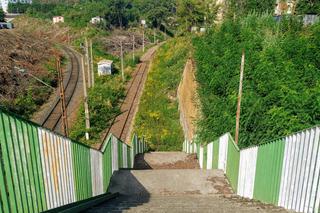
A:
0;109;147;213
183;127;320;213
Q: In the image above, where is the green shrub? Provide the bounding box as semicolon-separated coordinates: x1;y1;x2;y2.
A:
193;14;320;148
296;0;320;15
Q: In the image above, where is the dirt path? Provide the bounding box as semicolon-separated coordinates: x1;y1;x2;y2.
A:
100;45;159;147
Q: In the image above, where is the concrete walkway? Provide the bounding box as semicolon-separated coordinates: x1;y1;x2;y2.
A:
86;152;289;213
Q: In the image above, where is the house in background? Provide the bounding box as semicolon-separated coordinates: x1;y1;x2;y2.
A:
98;60;113;76
0;0;32;13
53;16;64;24
274;0;297;16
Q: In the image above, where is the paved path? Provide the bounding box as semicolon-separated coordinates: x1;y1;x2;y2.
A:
86;152;289;213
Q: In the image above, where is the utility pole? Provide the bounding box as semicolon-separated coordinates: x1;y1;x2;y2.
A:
67;32;71;45
56;57;69;136
142;27;145;52
81;56;91;140
235;50;245;145
89;39;94;87
120;40;124;81
132;35;135;62
85;37;91;88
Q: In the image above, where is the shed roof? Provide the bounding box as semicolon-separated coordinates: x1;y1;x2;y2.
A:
98;60;113;65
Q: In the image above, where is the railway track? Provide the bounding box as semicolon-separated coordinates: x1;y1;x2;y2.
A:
40;46;81;133
102;45;158;145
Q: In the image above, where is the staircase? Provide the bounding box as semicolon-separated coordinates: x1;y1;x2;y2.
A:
86;152;288;213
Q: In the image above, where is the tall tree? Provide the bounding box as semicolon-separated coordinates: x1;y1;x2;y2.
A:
105;0;136;29
176;0;206;31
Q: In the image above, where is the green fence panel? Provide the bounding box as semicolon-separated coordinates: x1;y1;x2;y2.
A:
127;147;132;169
102;140;112;192
0;111;48;213
9;115;28;212
213;140;219;169
0;153;9;213
22;121;39;212
203;146;207;169
226;136;240;192
253;139;285;205
118;141;123;168
72;143;92;201
29;125;47;211
197;143;200;159
0;112;19;213
13;119;30;212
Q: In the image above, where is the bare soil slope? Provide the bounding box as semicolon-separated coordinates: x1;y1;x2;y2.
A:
178;59;200;141
0;29;58;117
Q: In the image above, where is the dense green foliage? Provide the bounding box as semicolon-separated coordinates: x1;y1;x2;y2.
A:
193;14;320;148
12;0;177;30
18;1;109;28
8;3;31;13
176;0;205;31
0;9;4;22
135;0;175;29
296;0;320;15
104;0;137;28
134;38;190;151
10;0;214;33
226;0;274;17
70;76;125;144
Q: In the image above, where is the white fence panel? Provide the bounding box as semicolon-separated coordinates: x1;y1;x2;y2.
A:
111;136;119;172
207;142;213;169
90;149;103;196
279;127;320;213
38;128;76;209
218;134;229;172
199;146;204;169
237;147;258;199
123;144;128;168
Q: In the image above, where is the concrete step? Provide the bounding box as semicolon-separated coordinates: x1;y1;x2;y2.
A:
87;195;288;213
107;169;232;196
134;152;199;169
86;152;289;212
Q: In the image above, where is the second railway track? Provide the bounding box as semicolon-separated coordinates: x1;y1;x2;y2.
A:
102;45;159;145
40;46;81;133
